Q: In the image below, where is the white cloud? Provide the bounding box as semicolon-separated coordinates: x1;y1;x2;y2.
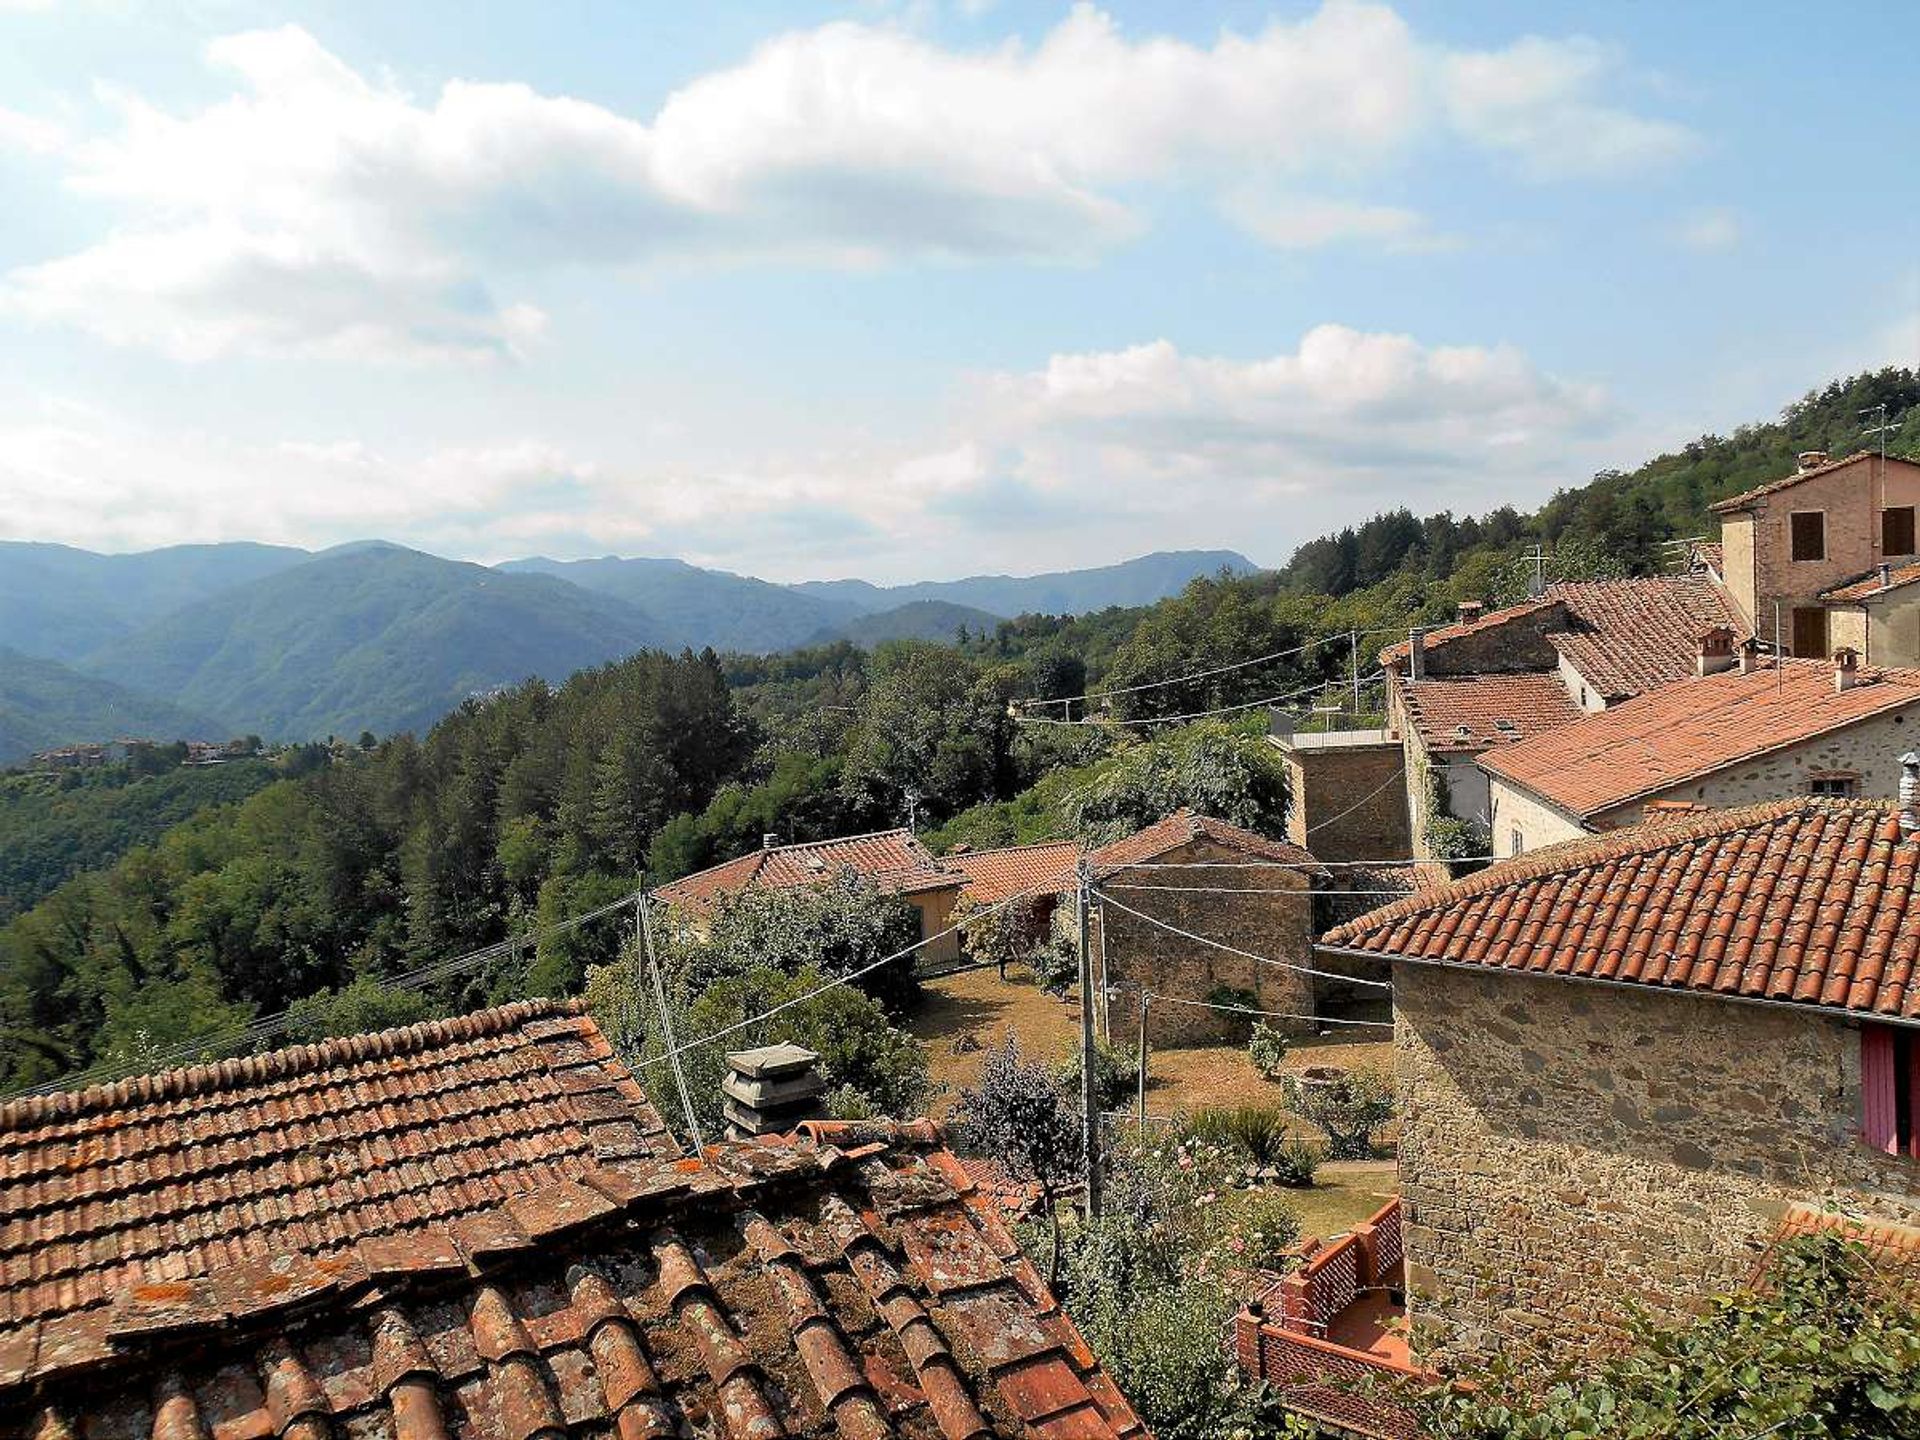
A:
1674;207;1740;253
3;5;1693;361
0;323;1614;577
1221;191;1448;252
0;105;63;155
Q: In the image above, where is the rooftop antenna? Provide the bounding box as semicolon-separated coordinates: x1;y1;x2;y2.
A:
1863;402;1896;463
904;789;921;835
1523;543;1547;598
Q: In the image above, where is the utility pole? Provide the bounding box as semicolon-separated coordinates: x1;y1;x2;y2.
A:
904;789;921;835
1076;860;1103;1220
638;881;706;1155
1136;990;1150;1134
1348;628;1361;720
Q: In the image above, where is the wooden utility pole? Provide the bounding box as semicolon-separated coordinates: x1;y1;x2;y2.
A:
1076;861;1103;1220
1136;989;1150;1134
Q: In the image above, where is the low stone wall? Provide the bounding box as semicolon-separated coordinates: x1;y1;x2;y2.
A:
1396;961;1920;1372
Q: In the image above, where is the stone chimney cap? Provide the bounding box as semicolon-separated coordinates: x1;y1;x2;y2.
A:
1797;450;1830;472
726;1042;820;1080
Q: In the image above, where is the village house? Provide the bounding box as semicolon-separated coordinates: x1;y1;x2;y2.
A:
1374;576;1751;856
1711;448;1920;659
656;812;1336;1043
654;828;969;966
0;999;1147;1440
1318;796;1920;1371
1480;650;1920;856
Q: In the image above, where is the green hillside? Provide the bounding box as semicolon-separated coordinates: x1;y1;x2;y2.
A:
83;545;670;740
0;757;277;921
827;599;1007;648
500;555;864;653
0;649;225;766
0;541;309;663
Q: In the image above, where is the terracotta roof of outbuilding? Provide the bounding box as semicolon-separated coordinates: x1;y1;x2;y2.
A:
1321;797;1920;1023
1;1048;1149;1440
943;841;1081;905
655;830;960;910
1710;451;1920;513
1478;659;1920;820
0;999;676;1349
1088;809;1322;876
1821;559;1920;604
1398;671;1586;753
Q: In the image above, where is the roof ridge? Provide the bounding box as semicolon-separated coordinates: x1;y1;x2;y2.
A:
1711;449;1920;513
945;837;1084;860
1322;796;1882;945
0;996;588;1132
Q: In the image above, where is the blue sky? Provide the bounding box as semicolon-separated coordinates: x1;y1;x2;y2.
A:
0;0;1914;582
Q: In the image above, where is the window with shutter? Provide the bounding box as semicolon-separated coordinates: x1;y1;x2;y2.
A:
1790;510;1826;562
1884;506;1916;557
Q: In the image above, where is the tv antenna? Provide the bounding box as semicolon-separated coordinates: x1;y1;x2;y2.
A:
1862;402;1897;460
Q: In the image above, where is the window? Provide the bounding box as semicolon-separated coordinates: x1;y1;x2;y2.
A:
1885;506;1917;557
1509;826;1525;858
1790;510;1826;562
1810;776;1858;798
1791;606;1829;658
1861;1024;1919;1158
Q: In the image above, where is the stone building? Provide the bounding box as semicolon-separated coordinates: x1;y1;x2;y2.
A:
1085;810;1326;1045
1479;651;1920;856
1320;797;1920;1371
1375;578;1749;857
1711;449;1920;657
654;828;967;966
1268;718;1411;864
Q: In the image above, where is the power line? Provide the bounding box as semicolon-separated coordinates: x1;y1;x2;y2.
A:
1143;990;1393;1028
1015;673;1384;729
1104;883;1442;897
1015;627;1404;712
1111;855;1491;869
1093;889;1394;991
13;889;645;1099
632;881;1048;1073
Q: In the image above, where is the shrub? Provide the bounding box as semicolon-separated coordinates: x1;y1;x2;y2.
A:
1186;1103;1289;1166
1269;1134;1324;1188
1057;1037;1140;1111
1031;935;1078;996
1247;1020;1290;1078
1281;1065;1394;1160
1231;1191;1303;1273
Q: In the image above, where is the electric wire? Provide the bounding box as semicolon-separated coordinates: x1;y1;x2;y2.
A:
1093;888;1394;991
1014;626;1404;712
1013;672;1385;729
1142;991;1393;1028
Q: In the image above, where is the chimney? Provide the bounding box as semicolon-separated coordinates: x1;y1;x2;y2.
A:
1881;563;1894;590
722;1043;824;1139
1456;599;1485;625
1408;627;1426;682
1736;638;1761;675
1797;450;1830;473
1696;626;1736;677
762;833;781;851
1901;753;1920;836
1834;647;1862;692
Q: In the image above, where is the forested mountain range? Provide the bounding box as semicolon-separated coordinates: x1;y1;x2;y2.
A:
0;649;223;766
0;544;1251;746
1;366;1916;1089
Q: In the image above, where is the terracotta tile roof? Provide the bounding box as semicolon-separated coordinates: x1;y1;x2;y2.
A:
1320;796;1920;1022
1689;541;1725;575
1377;597;1560;668
1543;576;1750;700
2;1065;1149;1440
1774;1203;1920;1262
944;840;1082;905
1710;451;1920;514
1088;809;1322;875
0;1000;676;1356
656;829;960;909
1479;659;1920;820
1381;578;1748;704
1320;864;1423;930
1398;671;1586;753
1821;559;1920;603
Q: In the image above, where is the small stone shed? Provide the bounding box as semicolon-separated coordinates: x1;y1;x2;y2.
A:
1082;810;1327;1046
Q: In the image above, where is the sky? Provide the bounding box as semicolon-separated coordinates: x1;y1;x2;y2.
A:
0;1;1915;584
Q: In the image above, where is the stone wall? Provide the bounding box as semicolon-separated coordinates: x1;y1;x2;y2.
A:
1486;775;1587;856
1396;962;1920;1372
1592;702;1920;824
1739;456;1920;635
1093;836;1317;1046
1419;604;1569;677
1276;737;1411;864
